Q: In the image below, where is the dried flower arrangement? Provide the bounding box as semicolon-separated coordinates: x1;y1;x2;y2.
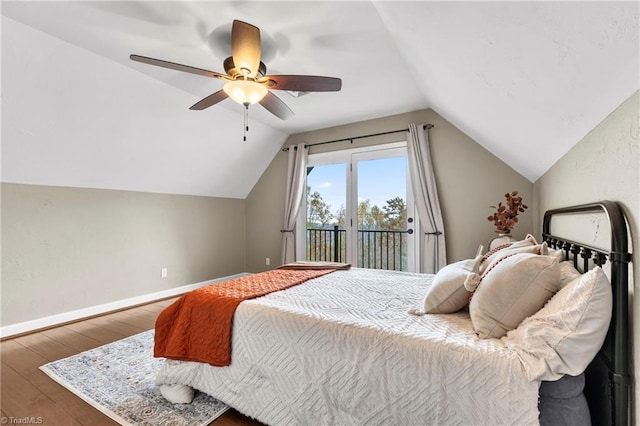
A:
487;191;528;234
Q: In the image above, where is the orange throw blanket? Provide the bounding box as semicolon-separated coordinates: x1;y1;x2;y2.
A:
154;268;335;366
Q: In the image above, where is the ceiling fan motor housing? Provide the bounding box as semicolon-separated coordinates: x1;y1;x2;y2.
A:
223;56;267;80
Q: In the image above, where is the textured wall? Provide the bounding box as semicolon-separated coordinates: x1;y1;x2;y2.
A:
533;90;639;421
1;183;246;326
246;108;534;273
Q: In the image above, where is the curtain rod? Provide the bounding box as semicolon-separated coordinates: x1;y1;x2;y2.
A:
281;123;434;152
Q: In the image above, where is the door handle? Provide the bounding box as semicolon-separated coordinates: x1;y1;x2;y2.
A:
407;229;414;235
408;217;414;223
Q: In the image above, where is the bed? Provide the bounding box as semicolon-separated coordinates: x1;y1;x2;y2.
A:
154;201;633;426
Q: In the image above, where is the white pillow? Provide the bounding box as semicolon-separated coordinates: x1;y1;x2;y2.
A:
423;256;481;314
547;247;566;262
482;242;550;278
502;267;612;381
479;234;539;274
558;261;581;288
469;253;561;339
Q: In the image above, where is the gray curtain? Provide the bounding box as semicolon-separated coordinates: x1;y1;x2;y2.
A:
281;143;308;264
406;123;446;273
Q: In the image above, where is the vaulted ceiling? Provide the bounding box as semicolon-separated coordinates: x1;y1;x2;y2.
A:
2;1;638;197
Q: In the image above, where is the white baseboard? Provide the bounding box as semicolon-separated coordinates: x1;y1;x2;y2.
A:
0;272;250;339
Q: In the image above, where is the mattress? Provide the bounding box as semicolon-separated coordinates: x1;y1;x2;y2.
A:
155;268;540;425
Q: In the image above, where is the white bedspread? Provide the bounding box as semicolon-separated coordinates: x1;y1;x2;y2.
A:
156;268;540;425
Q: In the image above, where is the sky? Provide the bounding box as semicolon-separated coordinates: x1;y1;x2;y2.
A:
306;155;407;216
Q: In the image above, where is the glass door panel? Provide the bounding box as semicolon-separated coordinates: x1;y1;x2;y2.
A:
304;163;347;262
353;152;414;271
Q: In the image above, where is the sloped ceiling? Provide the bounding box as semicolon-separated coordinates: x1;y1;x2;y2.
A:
2;1;638;198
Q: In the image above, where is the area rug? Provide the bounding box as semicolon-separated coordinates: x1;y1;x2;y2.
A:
40;330;229;426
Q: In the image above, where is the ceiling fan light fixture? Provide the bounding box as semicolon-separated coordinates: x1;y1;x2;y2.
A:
223;79;268;105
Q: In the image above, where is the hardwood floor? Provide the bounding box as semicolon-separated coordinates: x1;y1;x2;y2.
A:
0;298;262;425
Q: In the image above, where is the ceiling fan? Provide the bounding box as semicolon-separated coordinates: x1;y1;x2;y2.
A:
130;20;342;121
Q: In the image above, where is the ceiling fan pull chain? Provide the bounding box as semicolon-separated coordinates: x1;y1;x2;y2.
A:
243;103;249;142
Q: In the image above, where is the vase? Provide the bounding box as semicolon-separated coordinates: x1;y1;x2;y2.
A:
488;233;514;250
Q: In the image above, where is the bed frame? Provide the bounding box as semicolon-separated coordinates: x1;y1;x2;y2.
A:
542;201;633;426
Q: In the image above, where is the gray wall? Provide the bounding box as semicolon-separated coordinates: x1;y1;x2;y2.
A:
1;183;246;326
246;108;534;273
533;90;639;419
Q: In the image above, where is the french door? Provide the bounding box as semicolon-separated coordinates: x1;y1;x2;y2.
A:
297;142;418;272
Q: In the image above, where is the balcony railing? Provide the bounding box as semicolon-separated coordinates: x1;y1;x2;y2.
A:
306;226;408;271
307;226;347;263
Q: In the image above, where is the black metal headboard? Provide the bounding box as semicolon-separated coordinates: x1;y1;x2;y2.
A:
542;201;632;426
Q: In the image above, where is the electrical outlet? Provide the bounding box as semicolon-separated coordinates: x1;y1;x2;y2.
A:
265;258;270;266
161;268;167;278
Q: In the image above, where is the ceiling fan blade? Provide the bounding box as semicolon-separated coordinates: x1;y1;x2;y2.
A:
262;75;342;92
130;54;226;79
231;20;261;78
259;92;294;120
189;90;229;110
